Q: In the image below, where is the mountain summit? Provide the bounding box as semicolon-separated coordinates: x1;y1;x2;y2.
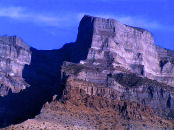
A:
1;15;174;129
77;15;174;86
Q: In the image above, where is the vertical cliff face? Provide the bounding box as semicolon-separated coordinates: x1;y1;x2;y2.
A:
0;36;31;96
156;46;174;85
0;36;31;76
1;15;174;129
77;15;174;86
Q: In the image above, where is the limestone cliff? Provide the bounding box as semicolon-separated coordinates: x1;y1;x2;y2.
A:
0;36;31;96
77;15;174;86
1;15;174;129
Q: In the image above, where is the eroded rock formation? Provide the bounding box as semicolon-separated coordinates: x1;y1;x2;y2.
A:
1;15;174;129
7;62;174;129
77;15;174;86
0;36;31;96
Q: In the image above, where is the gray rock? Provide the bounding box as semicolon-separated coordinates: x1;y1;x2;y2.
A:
0;35;31;96
1;14;174;128
61;15;174;120
77;15;174;86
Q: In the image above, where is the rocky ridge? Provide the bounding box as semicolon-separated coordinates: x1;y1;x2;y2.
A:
7;64;174;129
1;15;174;129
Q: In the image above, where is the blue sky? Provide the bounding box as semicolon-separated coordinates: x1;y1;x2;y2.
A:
0;0;173;50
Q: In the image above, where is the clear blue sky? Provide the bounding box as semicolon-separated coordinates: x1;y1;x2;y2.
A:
0;0;173;50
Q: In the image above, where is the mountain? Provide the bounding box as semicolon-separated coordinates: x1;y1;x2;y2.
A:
1;15;174;129
0;36;31;96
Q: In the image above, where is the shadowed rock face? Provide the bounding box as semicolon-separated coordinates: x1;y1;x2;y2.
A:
1;15;174;129
0;19;93;127
7;63;174;129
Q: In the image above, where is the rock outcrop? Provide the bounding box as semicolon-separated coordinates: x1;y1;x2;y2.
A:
77;15;174;86
61;62;174;118
0;36;31;96
7;62;174;129
1;15;174;129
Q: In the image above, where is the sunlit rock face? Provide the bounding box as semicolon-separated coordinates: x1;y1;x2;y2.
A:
62;62;174;119
3;15;174;129
77;15;174;86
156;46;174;86
0;36;31;96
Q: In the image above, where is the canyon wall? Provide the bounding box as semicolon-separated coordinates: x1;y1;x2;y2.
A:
1;15;174;129
77;15;174;86
0;36;31;96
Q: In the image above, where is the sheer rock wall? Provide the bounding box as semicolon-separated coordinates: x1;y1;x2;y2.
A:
0;36;31;96
77;15;174;86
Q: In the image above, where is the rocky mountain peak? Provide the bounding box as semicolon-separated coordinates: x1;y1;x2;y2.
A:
0;35;30;49
1;15;174;129
76;15;174;86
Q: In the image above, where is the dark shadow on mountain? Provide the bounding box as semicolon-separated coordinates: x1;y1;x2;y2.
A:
0;15;94;128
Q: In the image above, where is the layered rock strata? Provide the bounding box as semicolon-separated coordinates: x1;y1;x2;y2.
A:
0;36;31;96
7;62;174;129
77;15;174;86
1;15;174;129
